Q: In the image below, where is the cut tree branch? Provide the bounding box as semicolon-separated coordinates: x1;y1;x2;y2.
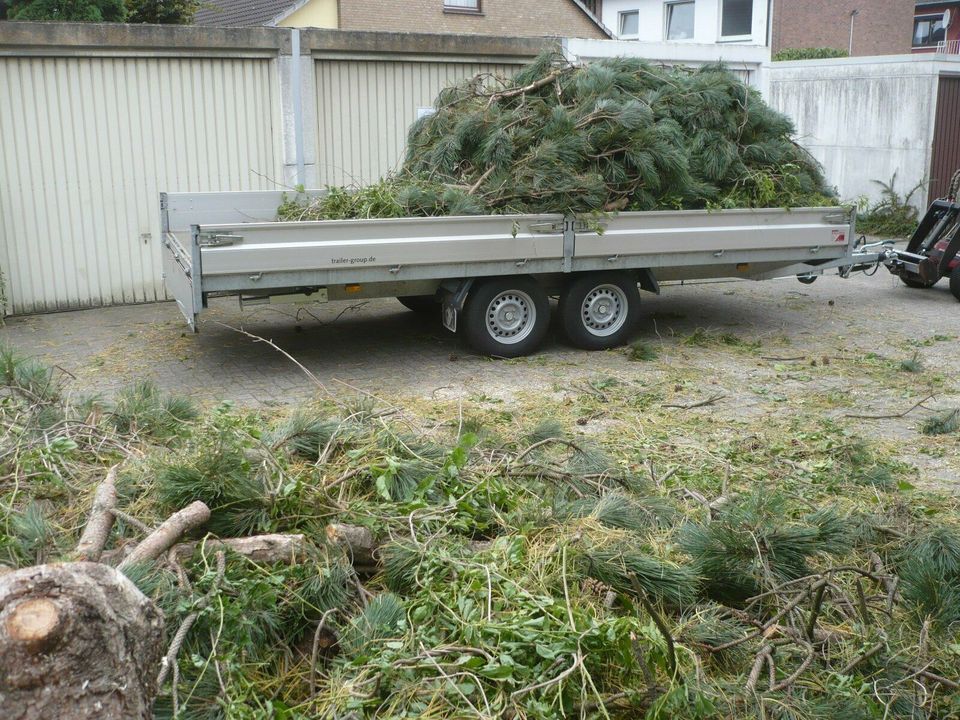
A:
119;502;211;571
74;465;119;562
169;534;308;565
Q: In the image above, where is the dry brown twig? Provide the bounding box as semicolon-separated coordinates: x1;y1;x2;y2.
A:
662;393;726;410
844;392;936;420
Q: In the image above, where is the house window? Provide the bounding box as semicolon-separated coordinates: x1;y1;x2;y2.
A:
444;0;480;11
666;2;695;40
619;10;639;37
914;15;946;47
720;0;753;38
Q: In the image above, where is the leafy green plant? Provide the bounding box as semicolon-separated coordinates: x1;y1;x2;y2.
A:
898;526;960;630
265;409;341;460
899;352;923;373
111;381;197;438
857;173;923;238
681;492;847;602
773;47;849;61
7;0;125;20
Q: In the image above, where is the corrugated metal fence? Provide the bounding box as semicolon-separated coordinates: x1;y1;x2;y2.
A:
0;56;282;313
314;59;523;185
0;24;540;315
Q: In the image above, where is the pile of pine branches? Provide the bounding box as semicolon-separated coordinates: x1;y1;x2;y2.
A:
4;346;960;719
280;52;835;221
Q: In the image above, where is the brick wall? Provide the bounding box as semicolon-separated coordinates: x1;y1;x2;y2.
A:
338;0;608;39
771;0;914;56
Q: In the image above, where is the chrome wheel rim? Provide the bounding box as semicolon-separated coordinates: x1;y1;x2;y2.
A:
485;290;536;345
581;284;627;337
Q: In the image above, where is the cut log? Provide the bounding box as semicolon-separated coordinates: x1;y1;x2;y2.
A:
0;562;164;720
326;523;377;567
169;533;308;565
74;465;119;562
118;501;210;571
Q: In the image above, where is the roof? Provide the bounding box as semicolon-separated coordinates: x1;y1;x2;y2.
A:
569;0;614;38
194;0;613;35
193;0;302;26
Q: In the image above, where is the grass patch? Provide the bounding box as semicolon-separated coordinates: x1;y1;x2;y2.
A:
626;340;658;361
920;409;960;436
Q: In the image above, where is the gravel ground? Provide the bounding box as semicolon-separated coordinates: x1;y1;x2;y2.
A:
3;269;958;488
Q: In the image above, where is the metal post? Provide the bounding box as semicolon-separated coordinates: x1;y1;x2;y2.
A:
848;9;859;56
290;29;306;187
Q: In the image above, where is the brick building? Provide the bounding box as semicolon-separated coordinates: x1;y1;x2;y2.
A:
770;0;915;56
912;1;960;53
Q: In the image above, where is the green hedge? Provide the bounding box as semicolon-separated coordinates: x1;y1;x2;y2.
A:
773;47;849;61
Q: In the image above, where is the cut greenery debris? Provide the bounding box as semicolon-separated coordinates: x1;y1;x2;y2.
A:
279;52;835;222
2;344;960;719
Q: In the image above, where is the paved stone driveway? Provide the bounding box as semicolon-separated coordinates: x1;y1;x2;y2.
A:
4;270;957;409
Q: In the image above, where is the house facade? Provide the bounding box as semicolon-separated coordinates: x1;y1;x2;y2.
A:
600;0;915;56
197;0;611;38
912;1;960;53
337;0;609;37
601;0;768;45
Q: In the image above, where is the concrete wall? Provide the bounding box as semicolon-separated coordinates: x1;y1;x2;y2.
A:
770;0;914;56
601;0;768;45
767;55;960;210
564;36;769;87
337;0;608;39
277;0;338;28
0;22;547;315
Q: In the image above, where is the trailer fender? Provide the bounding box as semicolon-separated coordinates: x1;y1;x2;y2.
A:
438;278;475;333
636;268;660;295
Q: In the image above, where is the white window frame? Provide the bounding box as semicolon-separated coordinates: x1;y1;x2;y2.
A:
618;10;640;39
913;14;946;49
664;0;696;42
718;0;754;42
443;0;480;12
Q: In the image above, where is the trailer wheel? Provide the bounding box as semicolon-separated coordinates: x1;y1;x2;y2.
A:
900;275;938;289
462;277;550;357
557;272;641;350
397;296;437;314
950;265;960;302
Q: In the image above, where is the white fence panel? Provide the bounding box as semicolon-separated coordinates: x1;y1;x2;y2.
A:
0;56;282;314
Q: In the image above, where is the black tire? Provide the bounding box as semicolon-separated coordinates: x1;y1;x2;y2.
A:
461;276;550;358
900;275;938;289
797;274;818;285
950;265;960;302
397;295;437;314
557;272;642;350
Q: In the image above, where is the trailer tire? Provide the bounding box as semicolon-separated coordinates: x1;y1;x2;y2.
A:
900;275;938;289
950;265;960;302
397;296;437;314
462;277;550;358
557;272;641;350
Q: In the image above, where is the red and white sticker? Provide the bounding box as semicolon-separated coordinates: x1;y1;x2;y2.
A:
832;230;846;244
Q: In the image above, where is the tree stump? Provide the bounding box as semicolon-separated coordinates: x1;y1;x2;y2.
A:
0;562;165;720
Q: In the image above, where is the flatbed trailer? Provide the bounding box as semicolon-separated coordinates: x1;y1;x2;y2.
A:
161;191;880;357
